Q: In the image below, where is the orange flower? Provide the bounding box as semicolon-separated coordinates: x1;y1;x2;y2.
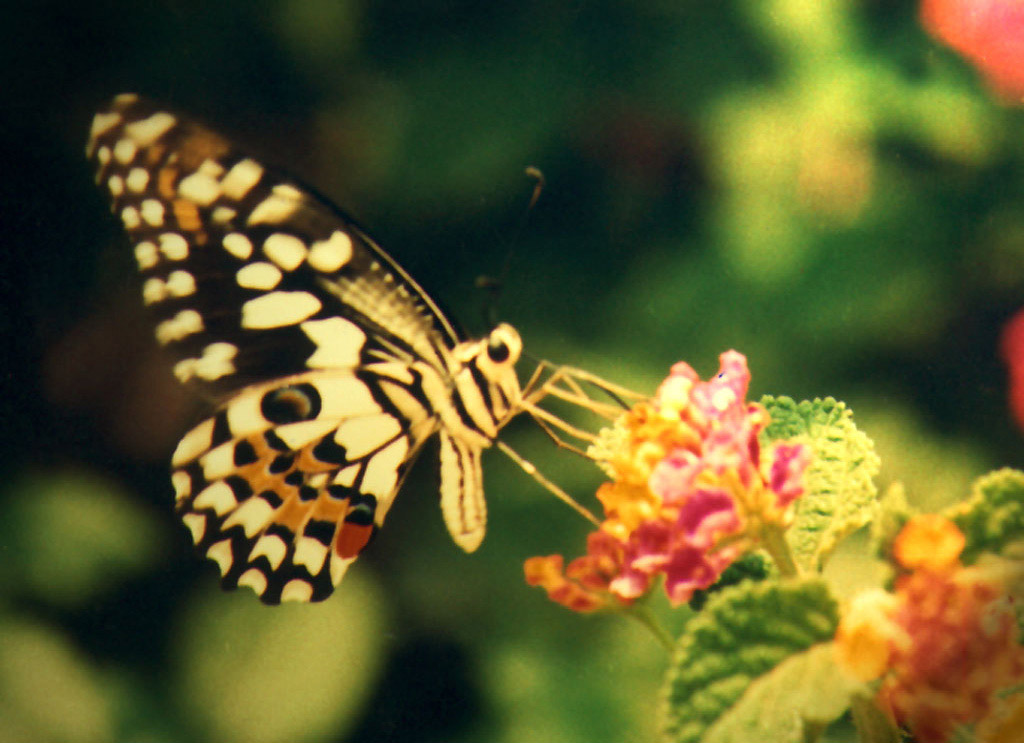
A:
836;515;1024;743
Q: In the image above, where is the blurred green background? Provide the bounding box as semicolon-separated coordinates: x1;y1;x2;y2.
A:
3;0;1024;741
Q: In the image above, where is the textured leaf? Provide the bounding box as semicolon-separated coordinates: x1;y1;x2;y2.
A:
702;643;863;743
760;397;880;572
946;468;1024;565
661;578;841;743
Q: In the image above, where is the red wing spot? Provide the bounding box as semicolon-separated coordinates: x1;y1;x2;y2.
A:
335;523;374;559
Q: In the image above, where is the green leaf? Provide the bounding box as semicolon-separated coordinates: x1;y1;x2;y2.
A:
870;482;914;562
946;468;1024;565
760;397;881;573
661;578;843;743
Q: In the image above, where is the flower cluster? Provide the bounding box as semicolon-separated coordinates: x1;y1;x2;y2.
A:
525;351;811;612
835;514;1024;743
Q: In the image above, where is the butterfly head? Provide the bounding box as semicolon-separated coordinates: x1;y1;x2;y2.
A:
449;322;523;430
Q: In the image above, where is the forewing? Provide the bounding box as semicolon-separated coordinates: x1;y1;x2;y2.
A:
86;93;460;399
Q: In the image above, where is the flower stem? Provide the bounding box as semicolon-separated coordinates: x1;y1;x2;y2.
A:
762;525;799;578
623;603;675;652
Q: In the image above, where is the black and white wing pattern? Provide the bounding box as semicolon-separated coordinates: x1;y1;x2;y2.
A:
87;93;525;603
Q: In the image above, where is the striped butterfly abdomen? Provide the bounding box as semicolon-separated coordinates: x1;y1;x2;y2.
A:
87;93;524;603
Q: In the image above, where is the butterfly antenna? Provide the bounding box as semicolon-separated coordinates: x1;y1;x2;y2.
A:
476;166;546;329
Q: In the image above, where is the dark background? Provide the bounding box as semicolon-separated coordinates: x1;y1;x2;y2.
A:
2;1;1023;741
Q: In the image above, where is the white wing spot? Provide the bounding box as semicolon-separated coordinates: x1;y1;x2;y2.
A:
334;414;403;460
250;534;288;570
89;112;121;148
247;187;299;225
178;170;222;206
142;277;167;305
107;175;124;196
199;440;236;482
96;146;111;166
124;111;176;147
140;198;165;227
206;539;234;576
362;436;409;498
222;497;274;538
274;419;337;450
172;418;215;466
315;376;381;421
263;233;308;271
166;270;197;297
198;158;225;178
172;470;192;501
126;167;150;193
222;232;253;259
221;158;264;200
212;205;237;223
193;342;237;381
237;568;268;596
182;512;206;543
294;537;329;574
301;317;366;369
113;137;138;164
121;205;141;229
156;309;204;344
236;261;283;290
333;465;359;487
280;579;314;602
224;391;270;437
241;290;322;329
307;231;353;273
194;481;239;517
159;232;189;261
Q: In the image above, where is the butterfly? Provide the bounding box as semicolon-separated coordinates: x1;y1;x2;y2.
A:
87;93;529;603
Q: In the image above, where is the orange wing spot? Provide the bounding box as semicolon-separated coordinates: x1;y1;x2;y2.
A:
173;199;202;231
295;448;340;475
176;128;230;170
158;167;178;199
146;143;167;167
335;522;374;558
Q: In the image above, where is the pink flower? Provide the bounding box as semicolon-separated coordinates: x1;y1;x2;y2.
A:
525;351;811;611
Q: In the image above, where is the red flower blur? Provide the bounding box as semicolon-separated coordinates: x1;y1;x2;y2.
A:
1000;308;1024;428
921;0;1024;102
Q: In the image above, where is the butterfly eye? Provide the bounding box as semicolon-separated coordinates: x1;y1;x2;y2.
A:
487;335;511;363
260;383;322;424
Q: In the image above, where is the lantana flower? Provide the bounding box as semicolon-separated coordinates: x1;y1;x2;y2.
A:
525;351;811;612
835;514;1024;743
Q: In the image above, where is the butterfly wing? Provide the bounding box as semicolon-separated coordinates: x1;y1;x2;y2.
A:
87;94;470;602
87;93;461;398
